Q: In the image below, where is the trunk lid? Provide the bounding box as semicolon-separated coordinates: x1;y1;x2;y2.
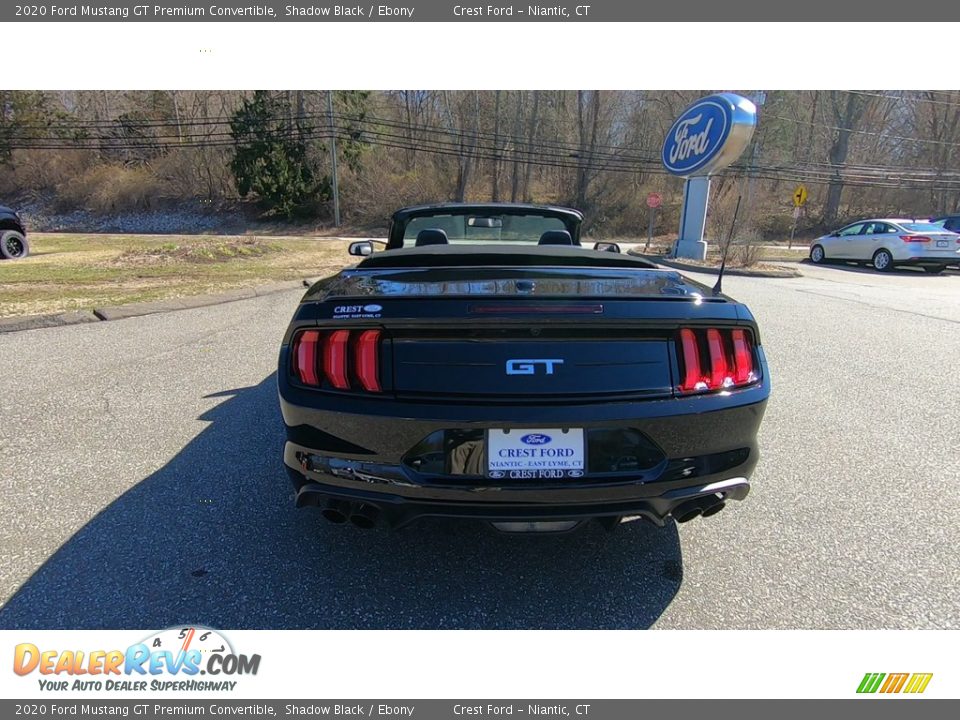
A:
390;328;674;399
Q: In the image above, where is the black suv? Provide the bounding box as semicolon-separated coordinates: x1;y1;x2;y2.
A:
0;205;28;259
930;215;960;233
930;216;960;267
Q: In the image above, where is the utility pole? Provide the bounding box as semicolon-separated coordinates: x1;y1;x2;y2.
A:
741;91;766;225
327;90;341;228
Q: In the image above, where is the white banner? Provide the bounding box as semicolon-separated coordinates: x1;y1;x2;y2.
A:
1;630;954;700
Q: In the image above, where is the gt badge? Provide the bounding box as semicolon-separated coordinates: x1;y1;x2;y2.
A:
505;359;564;375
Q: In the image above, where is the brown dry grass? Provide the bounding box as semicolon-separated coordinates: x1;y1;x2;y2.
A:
0;233;355;317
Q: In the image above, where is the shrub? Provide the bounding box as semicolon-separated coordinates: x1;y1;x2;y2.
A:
730;228;764;268
56;164;164;213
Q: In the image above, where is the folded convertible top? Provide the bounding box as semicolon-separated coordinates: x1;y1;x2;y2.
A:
356;244;660;270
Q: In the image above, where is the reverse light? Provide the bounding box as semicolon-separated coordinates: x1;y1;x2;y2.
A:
676;327;758;395
291;329;383;393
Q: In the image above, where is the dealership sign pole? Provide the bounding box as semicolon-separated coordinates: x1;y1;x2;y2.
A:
661;93;757;260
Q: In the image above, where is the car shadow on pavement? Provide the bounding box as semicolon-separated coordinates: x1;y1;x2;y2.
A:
802;259;959;276
0;374;683;630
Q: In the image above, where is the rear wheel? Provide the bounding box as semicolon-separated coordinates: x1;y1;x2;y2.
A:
810;244;826;264
0;230;28;259
923;265;947;275
873;249;894;272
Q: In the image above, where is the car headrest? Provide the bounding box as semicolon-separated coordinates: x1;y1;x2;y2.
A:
538;230;573;246
415;229;449;247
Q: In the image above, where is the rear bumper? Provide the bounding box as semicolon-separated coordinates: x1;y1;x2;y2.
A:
280;391;768;529
286;462;751;528
278;339;769;528
890;250;960;264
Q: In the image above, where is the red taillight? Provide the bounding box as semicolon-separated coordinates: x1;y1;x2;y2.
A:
677;328;757;395
706;329;729;389
678;328;703;393
730;329;754;384
291;330;320;386
354;329;382;392
291;329;383;393
900;235;931;243
323;329;351;390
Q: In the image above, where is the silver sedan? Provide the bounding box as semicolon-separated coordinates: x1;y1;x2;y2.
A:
810;218;960;274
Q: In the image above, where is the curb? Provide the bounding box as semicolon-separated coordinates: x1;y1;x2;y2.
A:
0;278;312;334
628;251;803;278
0;310;101;333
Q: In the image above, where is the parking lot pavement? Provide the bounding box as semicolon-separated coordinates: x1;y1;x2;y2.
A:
0;264;957;630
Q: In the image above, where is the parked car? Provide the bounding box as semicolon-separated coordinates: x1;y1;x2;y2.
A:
0;205;29;259
809;218;960;274
276;203;770;534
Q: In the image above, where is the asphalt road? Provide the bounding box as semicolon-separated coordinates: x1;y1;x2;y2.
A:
0;261;957;629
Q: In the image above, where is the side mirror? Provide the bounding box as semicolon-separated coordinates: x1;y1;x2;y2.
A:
593;241;621;253
349;241;374;257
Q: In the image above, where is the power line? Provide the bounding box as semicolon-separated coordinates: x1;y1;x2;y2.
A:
764;111;960;148
9;112;960;192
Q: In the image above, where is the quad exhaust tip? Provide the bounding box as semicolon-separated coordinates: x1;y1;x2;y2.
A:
349;504;380;529
674;494;726;523
321;499;352;524
320;499;381;529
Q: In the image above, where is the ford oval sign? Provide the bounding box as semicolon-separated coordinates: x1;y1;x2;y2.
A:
662;93;757;177
521;433;552;446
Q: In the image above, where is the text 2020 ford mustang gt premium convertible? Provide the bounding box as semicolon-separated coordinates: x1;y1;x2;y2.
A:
278;203;770;532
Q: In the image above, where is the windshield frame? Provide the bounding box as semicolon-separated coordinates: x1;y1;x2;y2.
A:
388;204;583;249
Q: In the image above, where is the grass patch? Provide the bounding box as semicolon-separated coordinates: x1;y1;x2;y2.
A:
117;238;283;265
0;233;353;317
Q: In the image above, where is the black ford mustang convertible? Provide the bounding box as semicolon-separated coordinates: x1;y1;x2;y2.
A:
278;203;769;532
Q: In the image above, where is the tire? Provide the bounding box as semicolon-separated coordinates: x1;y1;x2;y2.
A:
0;230;29;259
923;265;947;275
810;244;826;264
872;248;894;272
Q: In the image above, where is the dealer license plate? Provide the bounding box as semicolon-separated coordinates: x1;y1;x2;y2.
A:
486;428;585;479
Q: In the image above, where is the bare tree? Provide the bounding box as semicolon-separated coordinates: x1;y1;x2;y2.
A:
823;91;869;224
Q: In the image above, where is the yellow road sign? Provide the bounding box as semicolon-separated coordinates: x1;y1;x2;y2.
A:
793;184;808;207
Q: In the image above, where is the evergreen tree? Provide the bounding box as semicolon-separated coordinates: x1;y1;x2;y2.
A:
229;91;320;217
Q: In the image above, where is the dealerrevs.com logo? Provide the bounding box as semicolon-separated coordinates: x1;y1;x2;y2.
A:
857;672;933;694
13;626;260;692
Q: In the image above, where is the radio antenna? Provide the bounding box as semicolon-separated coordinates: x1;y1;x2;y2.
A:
713;195;741;295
